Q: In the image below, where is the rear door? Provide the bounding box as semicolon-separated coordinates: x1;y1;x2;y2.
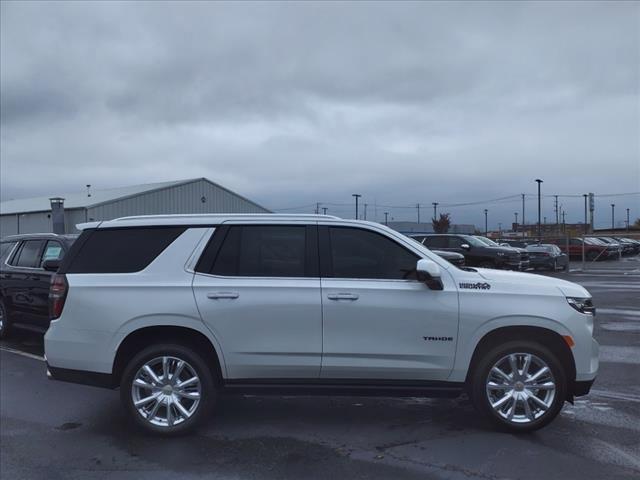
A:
5;239;46;327
193;224;322;379
319;225;459;381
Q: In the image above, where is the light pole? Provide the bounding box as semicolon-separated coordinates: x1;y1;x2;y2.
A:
384;212;389;225
484;209;488;235
583;194;588;234
432;202;438;219
535;179;543;239
627;208;630;232
364;203;368;220
514;212;518;232
352;194;361;219
611;204;615;230
521;193;525;231
416;203;420;224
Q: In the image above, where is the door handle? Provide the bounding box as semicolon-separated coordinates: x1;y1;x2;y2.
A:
327;293;359;301
207;291;239;299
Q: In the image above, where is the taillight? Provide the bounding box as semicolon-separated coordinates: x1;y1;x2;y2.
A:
49;274;68;320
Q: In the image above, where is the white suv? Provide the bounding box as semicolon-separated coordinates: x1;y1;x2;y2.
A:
44;214;598;435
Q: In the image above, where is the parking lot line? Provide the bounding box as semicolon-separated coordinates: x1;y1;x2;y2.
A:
0;346;44;362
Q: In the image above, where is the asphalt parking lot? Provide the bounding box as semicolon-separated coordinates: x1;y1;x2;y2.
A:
1;257;639;480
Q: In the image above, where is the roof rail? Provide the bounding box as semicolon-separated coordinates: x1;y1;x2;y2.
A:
112;213;341;221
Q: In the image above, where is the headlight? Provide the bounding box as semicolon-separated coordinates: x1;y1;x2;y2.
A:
567;297;596;315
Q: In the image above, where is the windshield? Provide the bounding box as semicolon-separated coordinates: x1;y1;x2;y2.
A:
462;236;490;247
474;236;501;247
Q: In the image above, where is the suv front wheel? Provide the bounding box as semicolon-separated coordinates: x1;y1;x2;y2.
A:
120;343;216;435
469;341;567;432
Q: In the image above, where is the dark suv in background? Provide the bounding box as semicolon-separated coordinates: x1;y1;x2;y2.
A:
413;234;522;269
0;233;77;337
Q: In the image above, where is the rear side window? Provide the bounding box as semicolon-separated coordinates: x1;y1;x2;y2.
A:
13;240;45;268
65;227;186;273
0;241;18;263
211;225;308;277
423;236;448;249
328;227;418;280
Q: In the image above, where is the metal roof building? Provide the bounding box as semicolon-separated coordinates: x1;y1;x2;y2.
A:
0;177;270;236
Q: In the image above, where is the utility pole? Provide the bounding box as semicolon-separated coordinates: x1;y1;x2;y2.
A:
384;212;389;225
352;194;361;219
498;222;502;234
315;202;320;214
583;194;588;234
432;202;438;219
514;212;518;232
521;193;525;231
627;208;630;232
322;207;328;215
364;203;368;220
86;184;92;198
416;203;420;224
554;195;559;227
611;204;615;230
484;209;488;235
535;179;543;239
562;211;566;232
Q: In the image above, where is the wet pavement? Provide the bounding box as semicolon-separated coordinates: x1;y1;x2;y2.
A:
1;257;639;479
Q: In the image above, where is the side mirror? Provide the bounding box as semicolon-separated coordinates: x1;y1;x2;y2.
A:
416;259;444;290
42;259;61;272
461;244;470;250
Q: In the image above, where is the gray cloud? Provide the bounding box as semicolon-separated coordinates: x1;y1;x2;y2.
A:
1;1;638;228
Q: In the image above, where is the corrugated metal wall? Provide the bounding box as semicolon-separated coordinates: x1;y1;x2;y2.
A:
0;209;87;236
86;179;268;222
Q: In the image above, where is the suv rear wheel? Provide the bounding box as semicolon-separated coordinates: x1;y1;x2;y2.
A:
469;341;567;432
120;343;216;435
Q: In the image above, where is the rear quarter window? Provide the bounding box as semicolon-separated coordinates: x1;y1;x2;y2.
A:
65;227;186;273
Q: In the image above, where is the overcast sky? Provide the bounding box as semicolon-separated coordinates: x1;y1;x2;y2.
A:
1;1;638;228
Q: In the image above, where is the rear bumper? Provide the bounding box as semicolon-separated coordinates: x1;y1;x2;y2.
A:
572;379;595;397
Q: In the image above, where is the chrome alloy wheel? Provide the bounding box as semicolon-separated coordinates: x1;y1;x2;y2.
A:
485;353;556;424
0;305;4;333
131;356;202;427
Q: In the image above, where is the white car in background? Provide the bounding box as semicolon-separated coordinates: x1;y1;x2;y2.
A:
44;214;598;435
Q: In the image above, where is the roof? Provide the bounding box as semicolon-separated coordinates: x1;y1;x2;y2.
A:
78;213;341;230
0;178;268;215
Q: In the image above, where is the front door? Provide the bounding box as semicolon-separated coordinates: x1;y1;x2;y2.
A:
319;226;459;381
193;224;322;379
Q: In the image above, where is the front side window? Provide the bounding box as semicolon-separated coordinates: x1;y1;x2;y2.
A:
423;236;448;249
41;241;64;265
328;227;418;280
211;226;307;277
13;240;45;268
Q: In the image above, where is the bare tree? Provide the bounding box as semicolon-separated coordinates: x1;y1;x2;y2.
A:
432;213;451;233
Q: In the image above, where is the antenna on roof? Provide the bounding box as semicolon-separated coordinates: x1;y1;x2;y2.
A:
86;184;92;197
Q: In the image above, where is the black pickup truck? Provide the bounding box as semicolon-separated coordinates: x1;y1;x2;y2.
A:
413;234;523;270
0;233;77;338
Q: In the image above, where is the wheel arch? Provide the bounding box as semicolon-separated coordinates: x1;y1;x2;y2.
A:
464;325;577;398
112;325;225;387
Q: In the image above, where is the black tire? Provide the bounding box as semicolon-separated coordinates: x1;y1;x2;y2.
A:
562;263;568;271
469;340;567;433
120;343;216;436
551;260;557;271
586;251;599;262
0;299;11;339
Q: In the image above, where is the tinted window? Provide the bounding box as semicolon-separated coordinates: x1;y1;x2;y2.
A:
0;241;18;263
13;240;45;268
211;226;307;277
328;227;418;280
41;241;64;265
422;236;448;249
448;236;468;248
66;227;186;273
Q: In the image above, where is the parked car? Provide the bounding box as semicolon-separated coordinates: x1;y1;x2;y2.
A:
498;239;536;249
612;237;640;255
526;244;569;271
413;234;522;270
547;238;611;261
595;237;625;256
0;233;77;338
45;215;598;435
474;236;530;271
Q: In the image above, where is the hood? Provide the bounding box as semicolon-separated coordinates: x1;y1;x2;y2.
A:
475;268;591;298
